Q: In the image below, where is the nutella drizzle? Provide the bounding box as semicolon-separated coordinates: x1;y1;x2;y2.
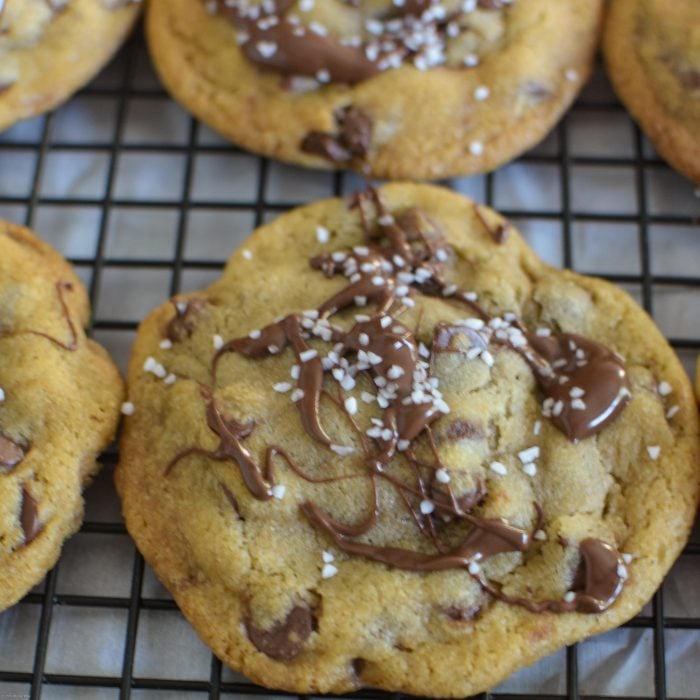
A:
164;187;631;626
208;0;514;85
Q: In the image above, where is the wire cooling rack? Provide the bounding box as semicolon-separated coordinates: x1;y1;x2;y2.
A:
0;26;699;700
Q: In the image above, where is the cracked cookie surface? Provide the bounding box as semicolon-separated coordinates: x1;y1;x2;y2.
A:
0;220;124;612
116;183;699;696
146;0;603;180
0;0;141;132
604;0;700;185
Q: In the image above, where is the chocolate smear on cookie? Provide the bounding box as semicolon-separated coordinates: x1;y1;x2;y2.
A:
209;0;514;85
245;605;315;661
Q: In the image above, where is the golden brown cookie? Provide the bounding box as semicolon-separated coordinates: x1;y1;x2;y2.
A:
146;0;603;180
116;183;699;696
604;0;700;185
0;0;141;133
0;221;124;612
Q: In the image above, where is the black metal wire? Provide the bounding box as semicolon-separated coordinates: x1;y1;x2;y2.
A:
0;29;698;700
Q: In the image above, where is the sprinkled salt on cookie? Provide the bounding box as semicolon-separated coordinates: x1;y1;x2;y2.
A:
117;183;699;698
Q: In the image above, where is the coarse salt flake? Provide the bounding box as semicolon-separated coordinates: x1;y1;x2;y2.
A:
490;461;507;476
420;500;435;515
435;469;450;484
322;563;338;579
271;484;286;499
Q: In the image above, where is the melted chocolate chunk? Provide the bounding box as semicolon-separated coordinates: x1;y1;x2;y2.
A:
527;333;631;443
166;299;206;342
245;605;314;661
351;657;367;677
572;538;625;613
0;435;25;472
301;106;372;165
20;487;41;544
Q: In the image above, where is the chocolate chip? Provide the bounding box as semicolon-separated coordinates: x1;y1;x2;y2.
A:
478;0;509;9
351;657;367;676
301;132;353;164
0;435;25;472
445;419;484;441
441;603;482;622
245;605;314;661
522;81;554;103
301;106;372;165
677;69;700;89
166;299;207;342
336;106;372;157
20;487;41;544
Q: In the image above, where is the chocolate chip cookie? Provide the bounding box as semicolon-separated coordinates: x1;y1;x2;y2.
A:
604;0;700;185
0;0;141;133
0;220;124;612
116;183;699;696
146;0;603;179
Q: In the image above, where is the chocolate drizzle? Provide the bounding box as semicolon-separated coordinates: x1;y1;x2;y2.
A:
164;187;631;621
0;280;78;351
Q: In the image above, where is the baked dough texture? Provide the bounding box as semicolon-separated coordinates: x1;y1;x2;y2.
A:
146;0;603;180
116;183;699;696
604;0;700;185
0;0;141;132
0;221;124;612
